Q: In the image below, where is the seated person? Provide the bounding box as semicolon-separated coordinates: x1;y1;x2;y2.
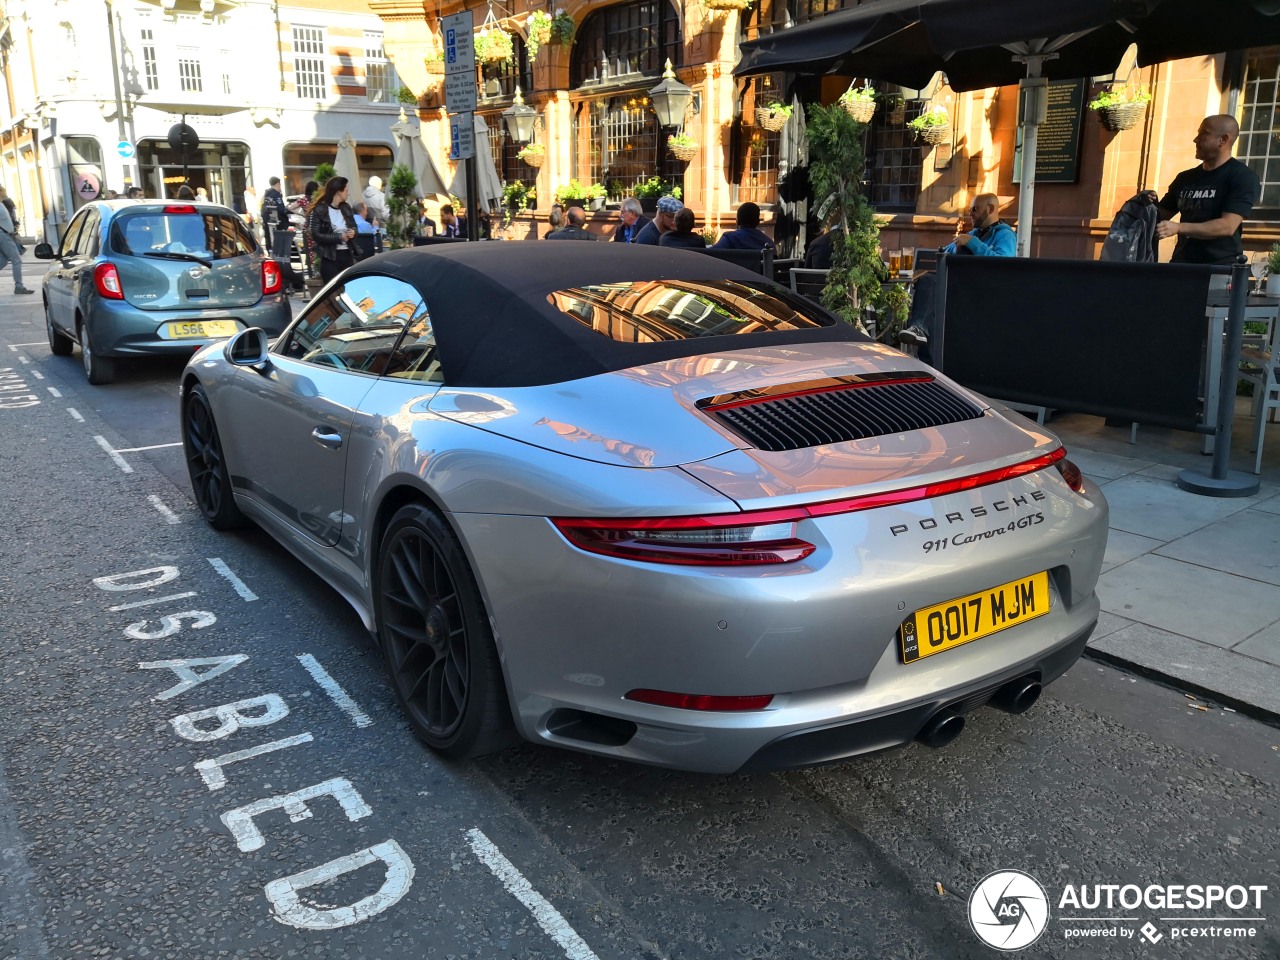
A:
713;202;775;251
658;207;706;249
545;205;596;241
897;193;1016;360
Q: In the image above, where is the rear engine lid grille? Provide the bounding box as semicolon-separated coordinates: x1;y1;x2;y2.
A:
698;373;984;452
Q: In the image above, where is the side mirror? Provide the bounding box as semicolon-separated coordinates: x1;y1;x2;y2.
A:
224;327;270;368
33;242;54;260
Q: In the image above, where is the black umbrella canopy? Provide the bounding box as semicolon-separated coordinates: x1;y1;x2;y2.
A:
736;0;1280;91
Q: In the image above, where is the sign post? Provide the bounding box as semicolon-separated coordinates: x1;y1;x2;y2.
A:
442;10;480;241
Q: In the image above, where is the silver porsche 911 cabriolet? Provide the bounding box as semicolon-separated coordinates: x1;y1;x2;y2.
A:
181;243;1108;773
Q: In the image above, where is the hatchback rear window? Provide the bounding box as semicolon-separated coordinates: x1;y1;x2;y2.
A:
546;279;833;343
109;211;256;261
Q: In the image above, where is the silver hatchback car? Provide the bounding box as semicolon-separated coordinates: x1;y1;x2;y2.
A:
37;200;292;384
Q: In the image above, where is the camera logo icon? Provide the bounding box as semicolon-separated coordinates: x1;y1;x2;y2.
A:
968;869;1051;951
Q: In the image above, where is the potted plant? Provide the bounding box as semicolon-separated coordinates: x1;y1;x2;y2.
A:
667;132;698;162
700;226;720;246
1267;243;1280;297
525;11;552;59
702;0;752;12
755;102;792;132
549;12;575;45
588;182;608;211
838;84;877;123
384;163;419;250
1088;88;1152;132
516;142;545;168
908;105;950;146
633;176;681;212
554;179;592;208
474;28;514;65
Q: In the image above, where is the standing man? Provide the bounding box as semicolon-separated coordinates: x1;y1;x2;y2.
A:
1147;114;1260;265
897;193;1014;360
634;196;681;245
261;176;289;250
611;198;650;243
0;193;31;294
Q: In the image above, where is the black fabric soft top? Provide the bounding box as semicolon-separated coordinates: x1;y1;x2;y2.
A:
341;243;864;387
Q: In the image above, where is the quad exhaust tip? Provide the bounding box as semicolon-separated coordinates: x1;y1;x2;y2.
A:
915;709;965;749
915;676;1043;749
991;677;1042;715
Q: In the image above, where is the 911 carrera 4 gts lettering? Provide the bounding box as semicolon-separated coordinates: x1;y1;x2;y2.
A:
919;513;1046;552
889;490;1046;536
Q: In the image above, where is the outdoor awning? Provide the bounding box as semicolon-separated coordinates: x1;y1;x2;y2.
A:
735;0;1280;91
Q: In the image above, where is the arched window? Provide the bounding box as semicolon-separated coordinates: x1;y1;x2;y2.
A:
570;0;684;194
570;0;682;88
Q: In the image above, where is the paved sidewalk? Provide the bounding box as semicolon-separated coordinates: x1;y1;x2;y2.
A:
1048;405;1280;723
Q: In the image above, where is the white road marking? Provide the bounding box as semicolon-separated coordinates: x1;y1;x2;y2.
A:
465;828;601;960
265;840;415;930
117;442;182;453
46;387;60;398
147;494;182;524
67;408;83;422
109;591;197;612
194;732;314;791
17;355;27;364
31;370;43;380
222;778;372;852
296;654;373;728
6;343;44;349
93;435;132;472
207;557;257;601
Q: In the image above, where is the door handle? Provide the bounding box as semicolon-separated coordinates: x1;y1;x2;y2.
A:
311;428;343;450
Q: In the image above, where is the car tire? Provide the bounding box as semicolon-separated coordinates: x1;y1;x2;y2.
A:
46;301;74;356
182;383;247;530
377;503;516;759
79;322;116;385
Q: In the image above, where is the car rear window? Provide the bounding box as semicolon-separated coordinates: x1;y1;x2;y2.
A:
109;211;256;261
546;279;834;342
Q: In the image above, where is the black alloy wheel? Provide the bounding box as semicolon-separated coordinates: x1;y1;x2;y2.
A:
182;384;246;529
377;504;515;758
46;301;73;356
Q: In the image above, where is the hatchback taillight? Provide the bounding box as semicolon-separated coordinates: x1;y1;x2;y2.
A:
94;262;124;300
262;259;283;295
1055;456;1086;493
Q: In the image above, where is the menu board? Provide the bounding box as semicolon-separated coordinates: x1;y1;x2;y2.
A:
1031;78;1087;184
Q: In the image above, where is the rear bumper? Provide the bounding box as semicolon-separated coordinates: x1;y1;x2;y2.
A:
88;296;292;357
737;617;1093;772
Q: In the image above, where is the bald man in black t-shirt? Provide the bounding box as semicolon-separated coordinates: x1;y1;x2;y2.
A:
1144;115;1260;265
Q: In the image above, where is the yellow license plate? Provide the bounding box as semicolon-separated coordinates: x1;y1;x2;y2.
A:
167;320;239;339
899;571;1050;663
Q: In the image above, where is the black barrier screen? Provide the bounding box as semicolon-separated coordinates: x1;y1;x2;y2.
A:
938;257;1214;430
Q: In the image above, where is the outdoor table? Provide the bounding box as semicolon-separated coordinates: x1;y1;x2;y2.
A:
1202;291;1280;454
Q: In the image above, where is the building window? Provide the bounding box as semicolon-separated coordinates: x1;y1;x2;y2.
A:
178;48;202;93
282;142;394;199
365;31;397;103
1240;48;1280;216
573;96;680;198
293;26;327;100
866;99;924;213
481;113;539;187
570;0;682;87
141;28;158;90
478;42;533;103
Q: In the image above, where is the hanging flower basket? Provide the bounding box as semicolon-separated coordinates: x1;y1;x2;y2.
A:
755;105;791;131
703;0;752;10
517;145;545;168
668;136;699;162
885;98;906;125
841;98;876;123
474;29;514;64
1096;101;1147;132
424;57;445;76
916;123;951;145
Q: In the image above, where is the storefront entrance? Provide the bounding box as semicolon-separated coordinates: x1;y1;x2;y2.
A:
137;139;251;213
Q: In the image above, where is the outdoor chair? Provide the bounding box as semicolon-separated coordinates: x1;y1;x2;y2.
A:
702;246;774;277
1239;341;1280;474
789;267;831;304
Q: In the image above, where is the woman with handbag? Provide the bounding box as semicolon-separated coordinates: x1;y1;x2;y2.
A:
308;177;364;284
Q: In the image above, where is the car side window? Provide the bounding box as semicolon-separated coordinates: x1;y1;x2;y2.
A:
59;212;88;258
276;273;423;377
74;210;101;258
382;306;440;382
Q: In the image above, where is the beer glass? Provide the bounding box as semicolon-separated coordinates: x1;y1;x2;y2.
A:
901;247;915;277
889;251;901;275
